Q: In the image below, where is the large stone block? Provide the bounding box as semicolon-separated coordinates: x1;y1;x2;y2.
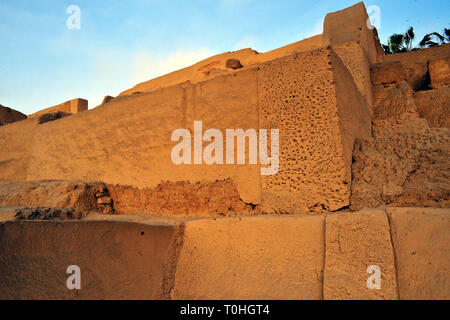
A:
0;217;182;299
322;2;384;64
370;62;407;85
372;81;418;121
172;215;325;299
258;47;371;213
414;86;450;128
429;58;450;88
324;209;398;299
388;207;450;300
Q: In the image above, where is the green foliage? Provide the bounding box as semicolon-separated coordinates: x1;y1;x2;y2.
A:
383;26;450;54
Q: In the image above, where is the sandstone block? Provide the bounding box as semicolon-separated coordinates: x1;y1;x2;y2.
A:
102;95;114;104
0;219;181;299
172;215;325;299
372;81;418;121
258;47;371;213
333;41;373;111
429;58;450;88
414;86;450;128
388;207;450;299
370;62;407;85
324;209;398;299
28;98;88;119
323;2;384;64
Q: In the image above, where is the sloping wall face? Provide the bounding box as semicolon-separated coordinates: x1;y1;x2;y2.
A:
0;118;38;182
0;48;370;214
332;42;373;111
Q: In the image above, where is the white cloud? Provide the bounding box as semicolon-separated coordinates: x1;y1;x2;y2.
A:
87;47;216;108
130;48;216;84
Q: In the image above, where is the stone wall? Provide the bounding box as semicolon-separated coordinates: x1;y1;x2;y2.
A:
1;207;448;299
0;47;371;214
384;44;450;91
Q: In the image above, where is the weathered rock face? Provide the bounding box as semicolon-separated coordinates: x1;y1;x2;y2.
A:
37;111;71;124
107;179;258;217
350;128;450;210
0;104;27;126
0;180;114;214
14;206;86;220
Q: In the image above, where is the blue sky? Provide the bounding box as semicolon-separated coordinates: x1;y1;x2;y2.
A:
1;0;449;115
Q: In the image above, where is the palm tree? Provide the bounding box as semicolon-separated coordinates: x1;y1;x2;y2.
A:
383;27;450;54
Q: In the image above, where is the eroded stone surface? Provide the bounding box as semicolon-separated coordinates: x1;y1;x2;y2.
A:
351;128;450;210
107;179;258;217
324;209;398;299
0;180;114;214
14;206;86;220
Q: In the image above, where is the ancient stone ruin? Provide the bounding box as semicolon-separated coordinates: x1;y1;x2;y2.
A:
0;2;448;300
